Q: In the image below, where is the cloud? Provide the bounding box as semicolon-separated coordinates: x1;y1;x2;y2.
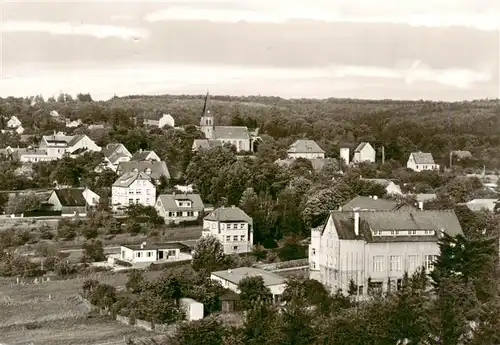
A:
1;62;491;101
143;2;499;31
1;20;149;40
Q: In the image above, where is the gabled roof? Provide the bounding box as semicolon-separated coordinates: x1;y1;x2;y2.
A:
52;188;87;207
287;140;324;154
67;134;86;147
130;150;159;161
213;126;250;140
361;178;394;187
410;152;436;164
157;193;204;212
113;171;152;188
354;142;372;152
193;139;222;150
103;143;131;164
327;210;463;241
452;150;472;159
341;196;408;211
204;206;252;225
116;161;170;180
42;134;73;145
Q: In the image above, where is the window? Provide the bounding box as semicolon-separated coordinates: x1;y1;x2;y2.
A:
311;262;316;269
147;252;152;257
146;189;150;195
390;256;401;271
373;230;382;236
176;211;182;217
408;230;416;235
128;189;134;194
168;212;174;217
397;279;403;291
240;235;245;241
407;255;419;271
240;223;245;229
358;286;364;295
233;224;238;229
187;211;194;217
136;189;141;194
146;198;150;204
373;256;384;272
233;235;238;241
128;198;134;205
390;230;400;235
226;236;231;241
425;255;438;271
233;246;238;250
416;165;419;170
135;252;140;257
312;248;316;255
425;230;434;235
135;199;139;204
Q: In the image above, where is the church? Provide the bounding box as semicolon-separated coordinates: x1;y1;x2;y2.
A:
193;92;254;152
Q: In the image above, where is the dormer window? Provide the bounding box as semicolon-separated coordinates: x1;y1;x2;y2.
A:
145;168;152;175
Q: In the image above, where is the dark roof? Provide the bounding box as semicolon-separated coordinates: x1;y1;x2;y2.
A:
130;150;159;161
410;152;436;164
67;134;86;147
102;143;122;158
341;196;409;211
52;188;87;207
157;193;204;212
205;206;253;225
117;161;170;180
193;139;222;150
113;171;152;187
327;210;463;241
213;126;250;140
122;242;185;251
452;150;472;159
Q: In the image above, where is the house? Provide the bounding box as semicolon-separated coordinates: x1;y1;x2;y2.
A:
452;150;472;160
309;209;463;295
155;193;204;224
13;147;54;163
361;178;403;195
50;110;60;117
340;196;414;211
459;198;497;212
130;150;161;162
202;206;253;254
407;152;439;172
39;133;101;159
192;139;222;151
352;142;376;163
120;242;182;263
65;119;83;128
7;116;22;129
144;113;175;128
287;140;325;159
102;143;132;171
111;171;156;209
211;267;287;303
199;92;255;152
116;161;171;181
46;188;98;216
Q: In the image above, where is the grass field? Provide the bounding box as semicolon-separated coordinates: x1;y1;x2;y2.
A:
0;272;165;345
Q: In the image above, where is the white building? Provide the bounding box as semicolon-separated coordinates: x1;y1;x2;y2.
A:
155;193;204;224
111;171;156;210
101;143;132;171
144;113;175;128
211;267;287;303
202;206;253;254
7;116;22;129
407;152;440;172
352;142;376;163
179;298;204;321
120;242;181;263
287;140;325;159
39;133;101;159
309;209;463;296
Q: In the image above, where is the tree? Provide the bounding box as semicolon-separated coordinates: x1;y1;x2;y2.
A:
126;269;146;293
5;192;42;215
238;276;272;309
82;240;106;262
282;277;333;314
172;318;225;345
191;235;229;272
89;283;117;310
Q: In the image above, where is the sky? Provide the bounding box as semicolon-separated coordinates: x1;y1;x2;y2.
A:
0;0;499;101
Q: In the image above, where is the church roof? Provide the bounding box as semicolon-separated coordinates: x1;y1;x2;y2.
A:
213;126;250;139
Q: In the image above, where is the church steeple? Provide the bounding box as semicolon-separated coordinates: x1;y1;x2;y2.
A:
200;91;215;139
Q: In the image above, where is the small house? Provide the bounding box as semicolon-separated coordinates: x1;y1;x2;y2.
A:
361;178;403;195
46;188;98;216
120;242;182;263
179;298;204;321
211;267;287;303
352;142;375;163
155;193;204;224
287;140;325;159
407;152;439;172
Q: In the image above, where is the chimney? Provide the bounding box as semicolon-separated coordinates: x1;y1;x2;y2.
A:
418;201;424;210
353;208;360;236
140;241;146;249
373;195;378;200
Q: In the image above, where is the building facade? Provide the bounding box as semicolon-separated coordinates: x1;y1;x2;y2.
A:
352;142;376;163
155;193;204;224
407;152;440;172
309;209;463;296
111;171;156;209
287;140;325;159
202;206;253;254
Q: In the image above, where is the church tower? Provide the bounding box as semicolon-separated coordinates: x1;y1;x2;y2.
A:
200;91;215;139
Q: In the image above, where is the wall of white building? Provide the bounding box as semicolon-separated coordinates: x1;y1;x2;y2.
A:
288;152;325;159
202;220;253;254
112;179;156;208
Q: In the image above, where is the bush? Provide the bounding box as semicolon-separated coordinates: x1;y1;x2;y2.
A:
149;259;191;271
114;259;133;267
